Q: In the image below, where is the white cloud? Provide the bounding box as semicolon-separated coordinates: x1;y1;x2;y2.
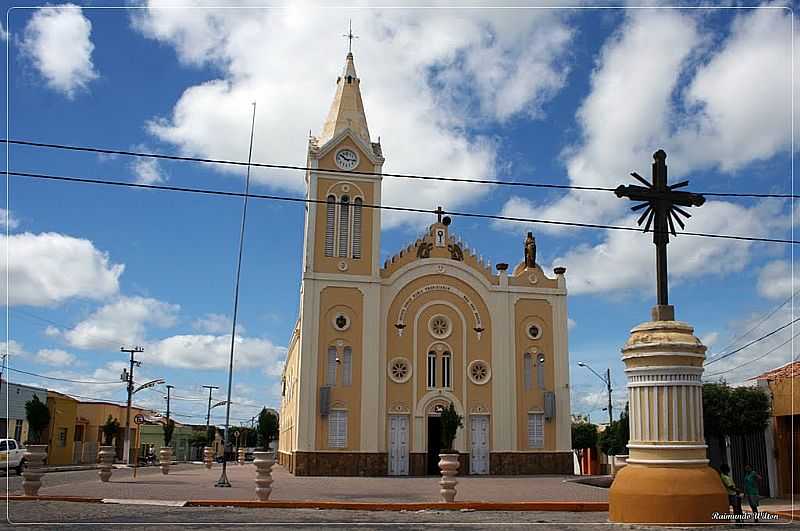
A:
192;313;245;335
35;348;76;366
0;209;20;230
0;22;8;42
52;296;179;349
1;340;28;359
700;332;719;349
144;333;286;371
568;317;576;330
2;232;124;306
133;5;575;228
757;259;798;300
132;158;166;185
553;199;790;295
22;4;98;98
499;7;796;233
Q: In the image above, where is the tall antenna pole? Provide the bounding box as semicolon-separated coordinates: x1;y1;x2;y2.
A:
165;384;174;422
216;101;257;488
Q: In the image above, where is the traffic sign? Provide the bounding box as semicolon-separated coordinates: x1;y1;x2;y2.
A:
134;414;145;425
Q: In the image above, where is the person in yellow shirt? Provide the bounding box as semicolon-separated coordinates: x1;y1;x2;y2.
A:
719;463;743;516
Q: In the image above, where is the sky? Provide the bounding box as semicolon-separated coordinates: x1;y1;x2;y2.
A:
1;2;797;427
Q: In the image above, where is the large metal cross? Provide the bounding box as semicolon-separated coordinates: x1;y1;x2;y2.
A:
615;150;705;309
342;20;358;54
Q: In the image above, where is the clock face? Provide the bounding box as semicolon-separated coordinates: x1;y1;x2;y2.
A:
335;149;358;170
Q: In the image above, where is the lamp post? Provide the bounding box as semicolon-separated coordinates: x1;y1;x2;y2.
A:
120;346;144;465
577;362;613;427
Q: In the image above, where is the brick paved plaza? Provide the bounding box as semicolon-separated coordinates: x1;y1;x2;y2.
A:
11;463;608;503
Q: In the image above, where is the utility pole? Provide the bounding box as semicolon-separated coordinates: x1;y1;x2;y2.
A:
165;384;174;422
120;346;144;465
203;385;218;430
606;368;613;428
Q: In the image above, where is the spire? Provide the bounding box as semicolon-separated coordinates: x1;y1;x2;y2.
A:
318;50;371;146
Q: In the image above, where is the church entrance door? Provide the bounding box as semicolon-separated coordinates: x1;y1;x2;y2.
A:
426;416;442;475
470;415;489;474
388;415;409;476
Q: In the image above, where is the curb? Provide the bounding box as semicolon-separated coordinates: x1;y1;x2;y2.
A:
6;496;608;512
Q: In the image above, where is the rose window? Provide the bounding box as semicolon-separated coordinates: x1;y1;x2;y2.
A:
527;323;542;340
429;315;451;339
468;360;491;385
388;357;412;383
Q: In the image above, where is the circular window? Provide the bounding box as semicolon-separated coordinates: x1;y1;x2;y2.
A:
387;357;412;384
526;322;542;340
428;314;452;339
333;313;351;331
468;360;491;385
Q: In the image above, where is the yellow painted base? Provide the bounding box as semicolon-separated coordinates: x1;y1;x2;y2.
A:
609;464;728;524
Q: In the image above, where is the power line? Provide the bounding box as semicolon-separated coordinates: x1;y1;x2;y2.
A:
704;317;800;365
707;288;800;360
4;138;797;199
704;330;800;378
4;366;123;385
10;170;799;245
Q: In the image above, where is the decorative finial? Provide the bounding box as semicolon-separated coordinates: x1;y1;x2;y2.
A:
342;19;359;54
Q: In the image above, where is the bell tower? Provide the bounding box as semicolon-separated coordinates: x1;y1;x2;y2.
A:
302;50;384;279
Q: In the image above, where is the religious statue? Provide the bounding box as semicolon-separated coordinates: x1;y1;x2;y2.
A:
524;232;537;268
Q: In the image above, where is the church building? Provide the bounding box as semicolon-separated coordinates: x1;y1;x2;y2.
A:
278;49;572;476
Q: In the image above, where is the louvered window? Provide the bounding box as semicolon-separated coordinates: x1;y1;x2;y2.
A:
527;413;544;448
328;410;347;448
536;356;545;389
326;347;337;386
325;195;336;257
352;198;363;259
342;347;352;386
427;351;436;388
442;352;451;388
524;353;532;391
338;196;350;257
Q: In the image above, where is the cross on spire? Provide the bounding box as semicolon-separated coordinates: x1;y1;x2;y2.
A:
342;19;358;54
615;150;705;316
435;206;445;223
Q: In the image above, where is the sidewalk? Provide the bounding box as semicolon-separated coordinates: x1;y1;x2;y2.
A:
22;463;609;504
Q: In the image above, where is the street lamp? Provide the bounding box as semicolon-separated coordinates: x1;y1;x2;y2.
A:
577;361;613;427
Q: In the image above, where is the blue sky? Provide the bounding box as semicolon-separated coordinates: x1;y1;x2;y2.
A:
1;3;796;426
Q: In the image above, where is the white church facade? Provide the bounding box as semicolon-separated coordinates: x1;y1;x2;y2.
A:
278;50;572;476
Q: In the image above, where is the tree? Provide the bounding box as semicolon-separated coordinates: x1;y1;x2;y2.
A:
163;419;175;447
257;408;279;450
24;395;50;444
572;421;598;474
439;403;463;453
101;415;120;446
598;405;630;457
703;382;771;458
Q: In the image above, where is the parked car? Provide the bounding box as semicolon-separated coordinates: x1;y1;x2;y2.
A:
0;439;26;475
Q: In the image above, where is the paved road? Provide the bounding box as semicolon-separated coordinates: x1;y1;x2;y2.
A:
2;464;169;494
6;500;795;530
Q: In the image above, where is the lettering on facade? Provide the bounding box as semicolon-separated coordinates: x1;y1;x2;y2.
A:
396;284;482;330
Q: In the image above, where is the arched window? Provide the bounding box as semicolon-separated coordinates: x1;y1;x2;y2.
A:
342;347;352;386
352;197;363;259
326;346;338;386
338;196;350;258
536;353;545;389
441;352;452;388
524;353;533;391
324;195;336;257
427;351;436;388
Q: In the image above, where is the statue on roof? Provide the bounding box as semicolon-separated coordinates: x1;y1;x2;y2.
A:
524;232;537;268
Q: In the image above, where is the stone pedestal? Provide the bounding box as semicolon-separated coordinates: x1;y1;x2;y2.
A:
21;444;47;495
159;447;173;475
97;445;114;482
203;447;213;469
253;451;275;501
438;453;459;502
609;313;727;524
238;447;246;465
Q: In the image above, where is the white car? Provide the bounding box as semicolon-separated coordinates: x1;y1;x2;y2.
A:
0;439;26;475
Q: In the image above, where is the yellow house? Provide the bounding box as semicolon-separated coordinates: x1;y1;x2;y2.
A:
45;391;79;466
75;401;150;463
756;361;799;497
279;49;571;476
